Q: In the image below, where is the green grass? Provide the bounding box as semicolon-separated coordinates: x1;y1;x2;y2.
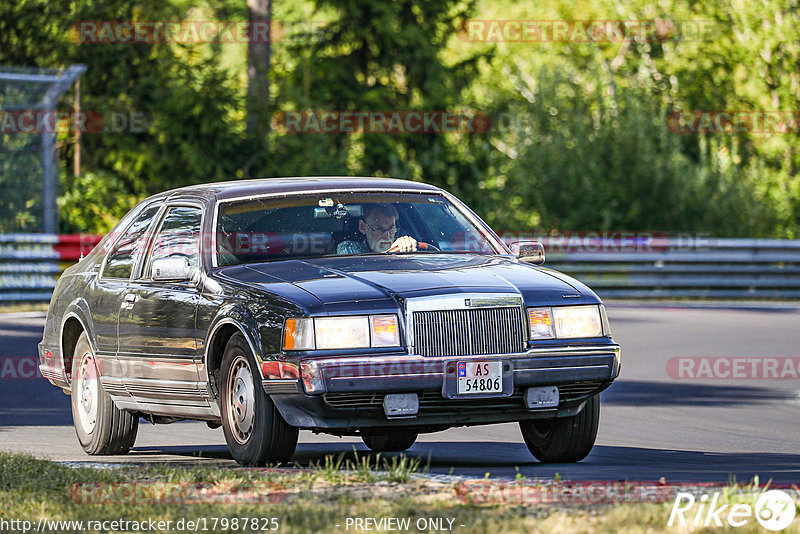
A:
0;452;797;533
306;449;424;485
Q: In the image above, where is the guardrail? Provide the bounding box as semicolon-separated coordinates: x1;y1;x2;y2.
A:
0;234;99;302
2;235;799;302
516;237;800;299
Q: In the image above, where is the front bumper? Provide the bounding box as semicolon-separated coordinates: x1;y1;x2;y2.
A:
267;344;620;431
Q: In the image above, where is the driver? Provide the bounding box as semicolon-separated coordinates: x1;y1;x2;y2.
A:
337;204;417;254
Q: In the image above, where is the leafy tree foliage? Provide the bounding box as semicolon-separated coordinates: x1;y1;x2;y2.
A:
0;0;798;237
0;0;244;232
262;0;491;201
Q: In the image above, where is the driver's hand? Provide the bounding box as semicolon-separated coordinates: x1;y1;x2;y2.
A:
387;236;417;253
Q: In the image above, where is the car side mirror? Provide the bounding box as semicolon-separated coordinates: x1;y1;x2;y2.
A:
510;241;545;265
151;256;193;282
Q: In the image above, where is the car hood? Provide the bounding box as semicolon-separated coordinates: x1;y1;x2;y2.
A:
214;254;599;312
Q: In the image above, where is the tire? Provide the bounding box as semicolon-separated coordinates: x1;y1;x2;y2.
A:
220;333;298;466
519;395;600;463
71;332;138;455
362;432;418;452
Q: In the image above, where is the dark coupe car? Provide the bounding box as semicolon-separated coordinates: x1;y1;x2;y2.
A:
38;177;620;466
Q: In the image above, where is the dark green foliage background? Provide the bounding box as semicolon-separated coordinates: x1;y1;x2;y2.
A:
1;0;798;237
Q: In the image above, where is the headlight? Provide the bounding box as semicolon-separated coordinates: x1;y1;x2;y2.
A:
553;305;603;338
527;305;605;339
315;316;370;349
282;314;401;350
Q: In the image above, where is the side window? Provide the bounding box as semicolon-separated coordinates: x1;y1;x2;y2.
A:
145;206;203;277
102;205;161;279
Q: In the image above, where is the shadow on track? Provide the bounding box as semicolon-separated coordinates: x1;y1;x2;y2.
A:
601;380;798;406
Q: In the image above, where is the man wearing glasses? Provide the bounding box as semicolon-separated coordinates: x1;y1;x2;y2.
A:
336;204;418;254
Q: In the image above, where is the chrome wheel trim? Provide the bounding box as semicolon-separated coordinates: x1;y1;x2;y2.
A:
76;351;98;435
227;355;256;445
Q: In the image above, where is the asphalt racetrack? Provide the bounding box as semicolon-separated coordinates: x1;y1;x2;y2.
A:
1;306;799;483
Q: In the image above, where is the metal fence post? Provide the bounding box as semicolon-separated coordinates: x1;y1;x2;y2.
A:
0;64;86;234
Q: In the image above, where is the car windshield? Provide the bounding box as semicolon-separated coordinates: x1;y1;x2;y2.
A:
215;192;499;266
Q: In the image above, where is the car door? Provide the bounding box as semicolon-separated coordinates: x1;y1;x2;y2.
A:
117;204;209;409
88;203;162;391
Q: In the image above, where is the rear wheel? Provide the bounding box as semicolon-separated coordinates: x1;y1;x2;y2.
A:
519;395;600;463
220;333;298;466
71;332;138;455
362;432;418;452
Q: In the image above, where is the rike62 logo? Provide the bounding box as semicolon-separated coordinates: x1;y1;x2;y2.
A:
668;490;796;530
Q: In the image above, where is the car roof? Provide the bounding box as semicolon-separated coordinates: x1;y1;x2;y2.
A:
154;176;444;203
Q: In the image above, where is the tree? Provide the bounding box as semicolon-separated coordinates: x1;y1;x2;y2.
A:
0;0;245;232
267;0;490;196
244;0;272;177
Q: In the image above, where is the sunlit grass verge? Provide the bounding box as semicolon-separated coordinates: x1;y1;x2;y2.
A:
307;449;423;484
0;452;798;533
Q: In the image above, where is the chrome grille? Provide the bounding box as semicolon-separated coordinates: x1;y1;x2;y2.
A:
412;306;526;357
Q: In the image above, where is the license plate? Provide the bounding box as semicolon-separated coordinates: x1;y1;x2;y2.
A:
457;361;502;394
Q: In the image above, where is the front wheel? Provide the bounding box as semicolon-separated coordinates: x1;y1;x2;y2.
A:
362;432;418;452
519;395;599;463
71;332;138;455
220;333;298;466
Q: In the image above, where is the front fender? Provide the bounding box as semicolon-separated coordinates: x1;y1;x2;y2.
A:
199;290;307;410
204;303;263;370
